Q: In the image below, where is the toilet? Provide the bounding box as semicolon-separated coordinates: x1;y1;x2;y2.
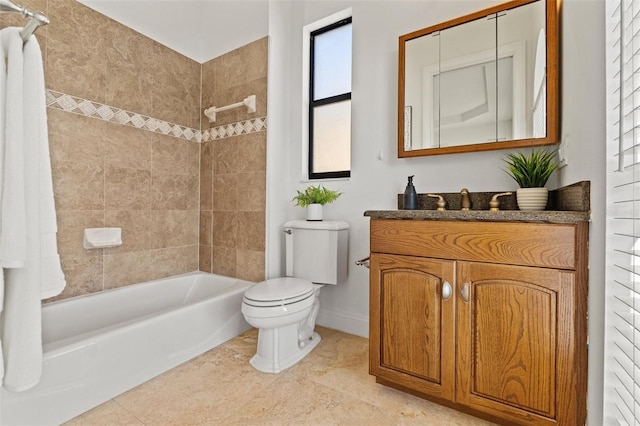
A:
241;220;349;373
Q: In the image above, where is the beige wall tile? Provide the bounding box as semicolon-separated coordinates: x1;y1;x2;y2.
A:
214;37;268;91
104;210;152;253
52;161;105;210
46;0;108;101
214;139;238;175
48;110;107;164
152;134;189;176
237;212;265;252
56;210;105;258
236;132;266;173
236;172;266;213
201;59;216;121
200;142;213;211
199;244;212;273
41;2;267;296
212;212;237;247
104;126;152;171
152;49;201;129
200;211;213;246
188;175;200;211
212;245;236;277
150;210;199;249
104;24;155;116
105;165;151;210
46;255;104;302
105;62;155;119
200;170;213;212
236;249;264;282
240;77;268;119
203;37;268;280
187;141;201;177
150;245;199;281
244;37;269;80
104;250;153;289
151;175;188;210
213;174;238;212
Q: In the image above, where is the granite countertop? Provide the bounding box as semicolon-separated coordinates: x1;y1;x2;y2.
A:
366;181;591;224
364;209;590;224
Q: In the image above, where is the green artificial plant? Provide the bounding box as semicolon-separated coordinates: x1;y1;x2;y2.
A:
502;148;560;188
292;185;342;207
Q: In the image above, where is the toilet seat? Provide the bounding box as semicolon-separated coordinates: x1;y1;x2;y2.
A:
243;277;314;308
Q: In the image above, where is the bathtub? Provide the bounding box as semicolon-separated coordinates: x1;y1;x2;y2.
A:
0;271;254;426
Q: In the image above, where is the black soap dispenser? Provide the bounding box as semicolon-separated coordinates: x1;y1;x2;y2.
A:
403;175;418;210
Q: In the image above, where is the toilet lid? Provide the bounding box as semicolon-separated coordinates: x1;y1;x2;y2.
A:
244;277;314;303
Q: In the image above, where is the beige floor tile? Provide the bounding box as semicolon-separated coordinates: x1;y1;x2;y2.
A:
67;328;495;426
291;330;492;425
222;326;259;355
113;347;279;425
221;372;339;425
65;400;143;425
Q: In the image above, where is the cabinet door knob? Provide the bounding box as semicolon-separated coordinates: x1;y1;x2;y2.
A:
460;283;470;303
442;281;452;300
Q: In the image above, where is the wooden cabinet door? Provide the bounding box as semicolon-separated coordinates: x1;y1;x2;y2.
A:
456;261;579;425
370;253;455;401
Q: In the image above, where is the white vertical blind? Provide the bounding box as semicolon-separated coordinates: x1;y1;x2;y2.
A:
605;0;640;424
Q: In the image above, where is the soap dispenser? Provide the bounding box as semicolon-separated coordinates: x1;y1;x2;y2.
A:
403;175;418;210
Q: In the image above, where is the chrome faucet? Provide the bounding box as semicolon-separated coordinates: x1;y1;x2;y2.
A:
460;188;471;210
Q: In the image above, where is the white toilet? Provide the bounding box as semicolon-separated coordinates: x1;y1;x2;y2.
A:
241;220;349;373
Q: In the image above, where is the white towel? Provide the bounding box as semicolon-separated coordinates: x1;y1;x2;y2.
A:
0;27;11;390
0;29;66;392
0;28;25;268
24;31;65;300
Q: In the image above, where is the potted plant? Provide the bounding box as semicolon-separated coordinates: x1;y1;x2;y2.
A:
292;185;342;221
502;147;559;211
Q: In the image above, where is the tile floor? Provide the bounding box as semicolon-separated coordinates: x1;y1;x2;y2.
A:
66;327;495;425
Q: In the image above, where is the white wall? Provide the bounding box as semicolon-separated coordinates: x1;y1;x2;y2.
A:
267;0;605;423
559;2;606;425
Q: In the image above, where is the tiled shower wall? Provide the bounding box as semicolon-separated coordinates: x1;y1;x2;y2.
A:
199;38;268;282
0;0;267;300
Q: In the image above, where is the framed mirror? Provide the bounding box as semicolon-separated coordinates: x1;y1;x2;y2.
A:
398;0;558;157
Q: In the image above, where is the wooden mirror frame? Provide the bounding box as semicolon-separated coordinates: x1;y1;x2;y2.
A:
398;0;559;158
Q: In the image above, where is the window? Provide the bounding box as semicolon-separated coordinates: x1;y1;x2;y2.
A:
308;16;352;180
604;0;640;423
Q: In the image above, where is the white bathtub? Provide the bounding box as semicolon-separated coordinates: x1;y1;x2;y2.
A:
0;271;254;426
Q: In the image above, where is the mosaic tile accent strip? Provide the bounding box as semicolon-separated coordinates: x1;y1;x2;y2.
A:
202;117;268;142
45;90;267;143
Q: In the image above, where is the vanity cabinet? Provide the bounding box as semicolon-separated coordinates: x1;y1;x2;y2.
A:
368;218;588;426
370;254;455;401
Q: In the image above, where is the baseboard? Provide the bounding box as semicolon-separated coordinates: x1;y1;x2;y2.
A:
316;308;369;338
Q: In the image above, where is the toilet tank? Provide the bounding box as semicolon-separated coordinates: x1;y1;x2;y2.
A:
284;220;349;285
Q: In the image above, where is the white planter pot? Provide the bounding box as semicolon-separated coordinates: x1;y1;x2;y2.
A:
306;204;323;221
516;187;549;211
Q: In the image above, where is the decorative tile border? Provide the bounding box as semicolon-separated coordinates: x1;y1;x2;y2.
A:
201;117;267;142
46;89;267;143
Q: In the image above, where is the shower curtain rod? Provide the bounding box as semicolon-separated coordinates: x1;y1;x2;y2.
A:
0;0;49;42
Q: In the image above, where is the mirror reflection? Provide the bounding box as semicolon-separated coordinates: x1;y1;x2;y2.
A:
399;0;556;156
